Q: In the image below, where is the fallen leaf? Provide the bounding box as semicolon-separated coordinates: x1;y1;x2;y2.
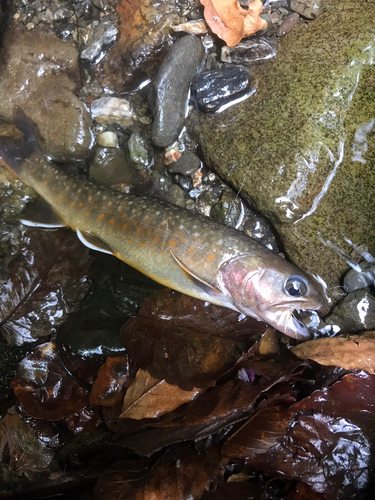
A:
0;229;92;345
201;0;267;47
291;332;375;374
120;368;204;420
11;342;90;420
120;288;264;390
90;355;131;407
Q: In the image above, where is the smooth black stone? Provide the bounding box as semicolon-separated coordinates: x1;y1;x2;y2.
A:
192;66;250;113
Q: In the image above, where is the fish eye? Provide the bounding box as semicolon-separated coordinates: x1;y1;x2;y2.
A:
284;276;308;297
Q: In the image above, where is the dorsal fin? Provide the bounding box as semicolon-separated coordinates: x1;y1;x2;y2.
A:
20;197;67;228
76;229;113;255
170;250;222;294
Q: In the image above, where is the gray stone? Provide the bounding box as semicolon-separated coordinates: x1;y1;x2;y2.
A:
325;290;375;332
89;147;135;188
165;184;186;208
290;0;322;19
149;35;204;148
221;37;278;64
167;152;201;176
343;261;375;293
128;133;151;169
80;19;117;64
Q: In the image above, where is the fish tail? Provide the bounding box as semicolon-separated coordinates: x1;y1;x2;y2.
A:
0;107;40;177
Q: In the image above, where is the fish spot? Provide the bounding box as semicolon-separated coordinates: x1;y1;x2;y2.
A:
169;240;175;247
153;236;159;243
122;223;128;230
122;214;126;218
141;242;146;248
128;201;133;205
94;204;98;209
151;250;154;255
102;196;107;201
52;187;56;192
193;233;200;237
70;201;75;207
132;221;137;226
160;250;164;255
179;225;184;230
208;254;214;261
88;196;93;202
189;247;194;253
57;194;62;199
85;211;90;217
127;238;131;243
181;238;186;243
136;228;142;234
79;202;84;207
107;201;112;207
65;185;69;190
107;229;112;235
147;229;152;235
110;218;114;225
156;211;160;215
98;214;104;221
77;189;82;194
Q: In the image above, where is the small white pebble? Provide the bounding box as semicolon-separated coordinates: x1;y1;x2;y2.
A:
97;131;119;148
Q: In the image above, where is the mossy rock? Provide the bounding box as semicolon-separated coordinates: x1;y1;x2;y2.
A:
198;0;375;300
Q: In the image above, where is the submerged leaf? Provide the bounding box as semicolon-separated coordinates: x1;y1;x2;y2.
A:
201;0;267;47
90;355;131;407
0;229;92;345
292;332;375;374
120;288;264;390
120;368;204;420
11;342;90;420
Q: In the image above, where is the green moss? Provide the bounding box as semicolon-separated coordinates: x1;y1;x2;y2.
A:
199;0;375;299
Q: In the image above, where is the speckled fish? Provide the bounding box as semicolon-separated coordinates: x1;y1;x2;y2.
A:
0;109;328;340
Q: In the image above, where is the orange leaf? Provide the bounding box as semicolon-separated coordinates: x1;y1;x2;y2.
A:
201;0;267;47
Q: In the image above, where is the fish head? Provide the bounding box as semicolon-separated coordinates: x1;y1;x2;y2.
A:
221;253;328;341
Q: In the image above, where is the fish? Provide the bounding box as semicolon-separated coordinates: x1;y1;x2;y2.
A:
0;108;328;340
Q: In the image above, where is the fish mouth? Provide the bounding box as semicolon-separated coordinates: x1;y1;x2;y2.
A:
266;307;312;341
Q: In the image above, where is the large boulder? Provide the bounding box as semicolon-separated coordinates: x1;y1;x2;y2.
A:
198;0;375;301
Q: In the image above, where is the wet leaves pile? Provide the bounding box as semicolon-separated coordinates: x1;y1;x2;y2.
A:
1;231;375;499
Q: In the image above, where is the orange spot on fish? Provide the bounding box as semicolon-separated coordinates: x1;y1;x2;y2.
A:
160;250;164;255
189;247;194;253
127;239;131;243
132;221;137;225
107;230;112;235
79;202;83;207
147;229;152;235
153;236;159;243
169;240;175;247
136;228;142;234
86;211;90;217
151;251;154;255
141;242;146;248
122;223;128;230
57;194;62;199
52;187;56;192
94;204;98;209
208;254;214;261
122;214;126;218
70;201;75;207
98;214;104;221
109;218;114;225
181;238;186;243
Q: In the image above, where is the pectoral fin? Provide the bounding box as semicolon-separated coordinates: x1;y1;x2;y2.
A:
170;250;222;294
76;229;113;255
20;197;67;228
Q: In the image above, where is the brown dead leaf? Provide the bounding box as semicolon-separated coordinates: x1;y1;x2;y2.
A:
120;369;204;420
201;0;267;47
90;355;131;407
291;332;375;374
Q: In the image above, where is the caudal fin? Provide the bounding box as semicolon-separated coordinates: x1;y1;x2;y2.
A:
0;107;40;177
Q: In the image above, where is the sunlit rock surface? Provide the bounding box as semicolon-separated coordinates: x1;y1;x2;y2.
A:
198;0;375;301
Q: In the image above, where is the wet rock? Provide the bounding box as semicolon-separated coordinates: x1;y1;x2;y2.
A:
80;19;117;65
211;190;244;229
325;290;375;333
26;84;94;162
290;0;322;19
149;35;204;147
167;152;201;176
165;184;186;208
97;131;119;148
128;133;151;169
0;28;93;162
103;0;181;91
343;261;375;293
91;97;134;128
278;12;300;36
221;38;278;64
192;66;250;113
89;147;135;189
195;190;220;217
171;20;208;35
198;0;375;301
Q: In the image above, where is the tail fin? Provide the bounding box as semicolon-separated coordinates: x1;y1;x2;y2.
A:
0;107;40;177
